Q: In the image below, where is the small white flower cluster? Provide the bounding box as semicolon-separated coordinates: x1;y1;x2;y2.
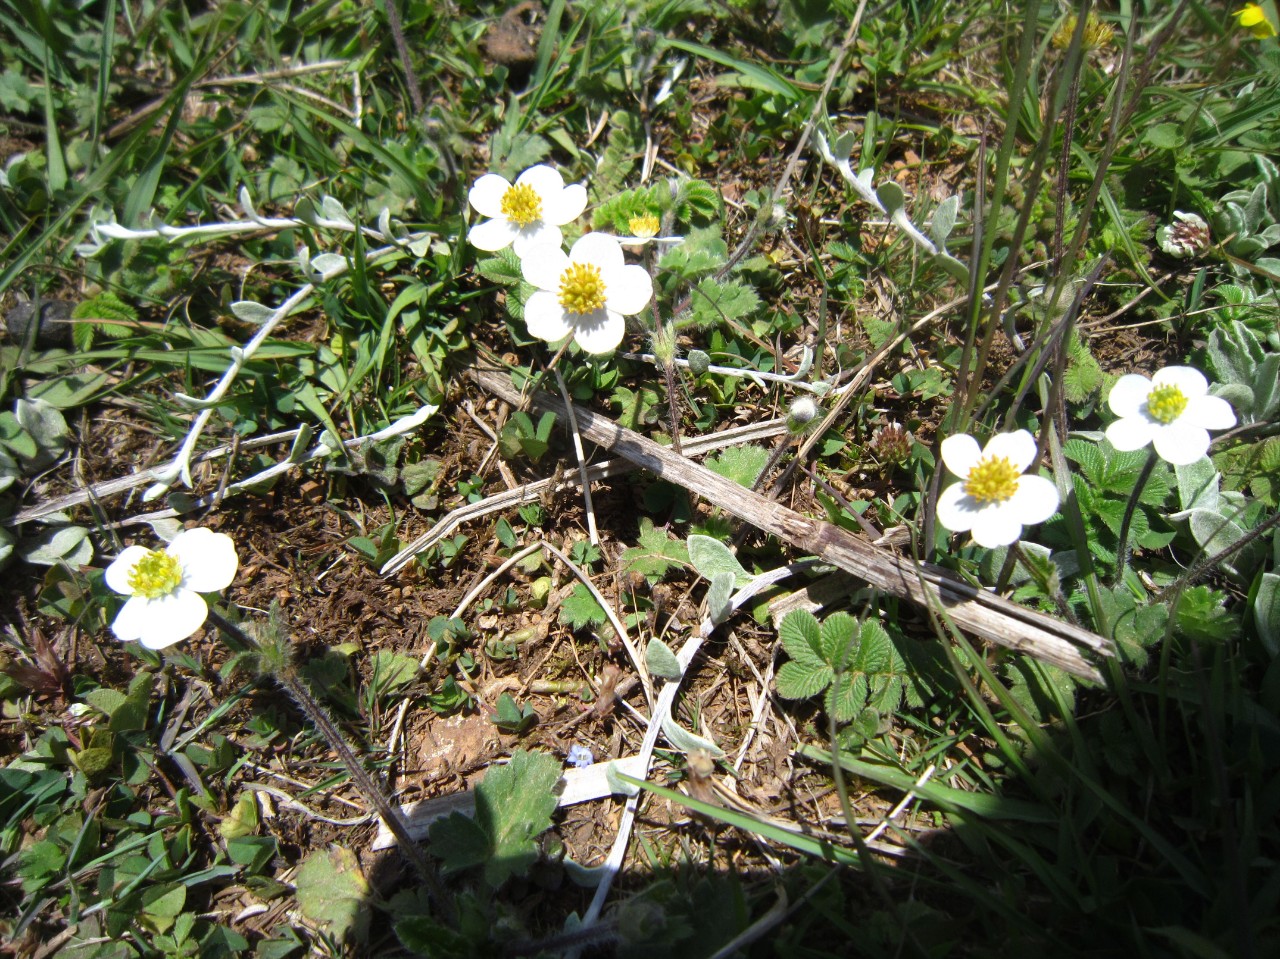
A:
467;164;653;355
937;365;1237;548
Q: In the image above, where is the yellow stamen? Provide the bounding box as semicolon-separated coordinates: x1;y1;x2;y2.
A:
127;550;183;599
558;262;607;315
963;456;1021;505
628;213;660;238
500;183;543;228
1145;384;1188;424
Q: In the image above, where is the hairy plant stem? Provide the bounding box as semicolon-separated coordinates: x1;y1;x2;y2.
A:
204;607;450;913
1113;449;1158;587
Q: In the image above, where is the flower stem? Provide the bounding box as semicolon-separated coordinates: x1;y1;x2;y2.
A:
205;607;449;912
1113;449;1158;587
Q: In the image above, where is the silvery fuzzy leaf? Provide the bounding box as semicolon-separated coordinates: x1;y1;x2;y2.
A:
660;710;725;758
706;571;734;626
19;525;92;566
645;638;682;680
320;195;354;228
230;301;275;325
687;534;749;586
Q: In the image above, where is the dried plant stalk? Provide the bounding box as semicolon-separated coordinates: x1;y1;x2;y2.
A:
470;367;1110;682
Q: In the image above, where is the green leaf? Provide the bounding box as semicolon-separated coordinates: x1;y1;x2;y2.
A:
558;582;608;630
778;609;825;668
686;534;749;586
1143;123;1185;150
474;750;561;886
294;846;371;945
1252;572;1280;656
619;518;689;581
1174;586;1239;644
475;248;524;286
646;638;682;680
704;445;769;489
686;278;760;330
776;660;834;699
706;571;735;626
818;611;859;666
368;651;420;697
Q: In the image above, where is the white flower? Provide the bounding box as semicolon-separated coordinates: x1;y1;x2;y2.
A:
936;430;1060;548
105;528;239;649
1156;211;1211;259
467;165;587;258
520;233;654;354
1105;366;1236;465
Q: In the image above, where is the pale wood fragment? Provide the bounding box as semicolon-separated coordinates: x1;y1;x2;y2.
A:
469;366;1110;682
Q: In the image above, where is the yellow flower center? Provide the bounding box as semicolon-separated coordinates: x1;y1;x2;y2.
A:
628;214;660;238
500;183;543;228
1145;384;1188;424
127;550;183;599
558;262;607;315
963;456;1021;505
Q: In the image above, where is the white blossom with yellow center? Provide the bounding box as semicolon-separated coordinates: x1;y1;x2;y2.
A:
520;233;654;354
467;165;587;258
1105;366;1236;466
105;527;239;649
936;430;1060;548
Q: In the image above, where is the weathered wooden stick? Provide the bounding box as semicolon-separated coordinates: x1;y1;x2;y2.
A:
470;367;1110;682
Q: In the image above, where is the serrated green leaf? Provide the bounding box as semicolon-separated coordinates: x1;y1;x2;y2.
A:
473;750;561;886
825;674;868;723
476;248;524;285
818;611;858;665
619;518;689;580
778;609;824;667
558;583;609;630
776;660;833;699
704;445;769;489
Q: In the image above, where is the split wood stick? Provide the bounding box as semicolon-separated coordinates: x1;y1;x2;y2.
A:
470;367;1110;683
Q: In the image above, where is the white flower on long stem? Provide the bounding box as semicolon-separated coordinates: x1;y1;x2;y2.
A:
1105;366;1236;466
467;165;587;258
105;528;239;649
520;233;654;354
936;430;1060;548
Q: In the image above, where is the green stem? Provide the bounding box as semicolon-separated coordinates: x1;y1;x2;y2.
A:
1113;449;1157;588
205;607;449;912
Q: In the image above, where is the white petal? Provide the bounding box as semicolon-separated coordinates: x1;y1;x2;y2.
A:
1152;365;1208;398
983;430;1037;472
512;223;563;260
524;291;573;343
970;506;1025;548
1008;474;1060;525
136;590;210;649
105;546;152;595
602;263;654;316
1105;416;1157;452
170;528;238;592
112;595;152;641
544;182;588;225
515;164;565;197
1108;374;1153;417
571;308;626;354
1183;394;1237;431
940;434;982;478
936;482;977;532
521;245;571;291
1152;423;1210;466
468;174;512;218
468;217;519;252
570;232;625;271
